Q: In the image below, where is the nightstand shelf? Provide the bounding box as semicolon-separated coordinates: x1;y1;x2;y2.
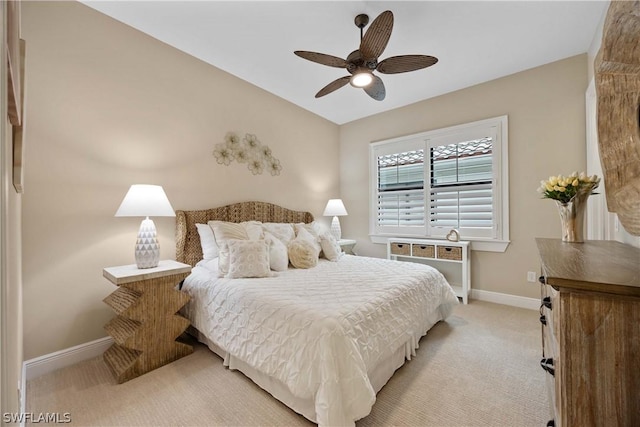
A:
102;260;193;383
387;238;470;304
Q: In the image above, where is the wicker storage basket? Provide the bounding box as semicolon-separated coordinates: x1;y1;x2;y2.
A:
412;244;435;258
390;242;410;256
437;245;462;261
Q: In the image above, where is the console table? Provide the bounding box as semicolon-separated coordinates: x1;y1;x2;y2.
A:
387;238;470;304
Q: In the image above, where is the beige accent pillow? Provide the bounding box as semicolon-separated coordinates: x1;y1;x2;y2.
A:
226;239;272;279
264;231;289;271
288;235;320;269
209;221;249;243
209;221;262;276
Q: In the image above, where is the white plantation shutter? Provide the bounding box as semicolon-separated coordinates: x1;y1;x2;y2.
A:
430;183;493;228
370;116;508;245
428;132;496;239
378;189;425;226
374;145;426;234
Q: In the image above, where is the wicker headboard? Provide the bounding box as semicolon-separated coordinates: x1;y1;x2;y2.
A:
176;201;314;266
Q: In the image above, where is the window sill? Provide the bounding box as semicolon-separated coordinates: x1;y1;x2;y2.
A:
370;234;510;253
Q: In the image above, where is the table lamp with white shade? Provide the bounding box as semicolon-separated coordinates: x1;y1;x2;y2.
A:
115;184;175;269
323;198;348;240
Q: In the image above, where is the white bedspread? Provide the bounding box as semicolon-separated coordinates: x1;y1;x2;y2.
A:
182;255;458;426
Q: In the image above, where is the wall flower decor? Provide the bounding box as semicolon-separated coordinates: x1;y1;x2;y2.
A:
213;132;282;176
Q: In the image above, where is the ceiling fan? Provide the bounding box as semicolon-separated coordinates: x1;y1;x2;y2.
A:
294;10;438;101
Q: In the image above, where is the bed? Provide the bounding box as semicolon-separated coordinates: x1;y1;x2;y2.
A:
176;201;459;426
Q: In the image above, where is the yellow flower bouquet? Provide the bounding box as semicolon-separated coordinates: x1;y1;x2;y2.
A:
537;172;600;242
537;172;600;204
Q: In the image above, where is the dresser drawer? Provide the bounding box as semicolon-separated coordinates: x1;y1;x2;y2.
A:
411;244;435;258
389;242;410;256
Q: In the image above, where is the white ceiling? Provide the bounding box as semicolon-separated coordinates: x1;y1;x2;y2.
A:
81;1;608;125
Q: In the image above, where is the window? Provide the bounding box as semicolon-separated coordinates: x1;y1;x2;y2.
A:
377;149;425;228
369;116;509;251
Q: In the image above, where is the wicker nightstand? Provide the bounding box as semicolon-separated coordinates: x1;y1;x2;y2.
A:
102;260;193;383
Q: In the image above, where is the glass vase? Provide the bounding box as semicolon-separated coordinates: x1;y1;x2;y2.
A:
555;193;589;243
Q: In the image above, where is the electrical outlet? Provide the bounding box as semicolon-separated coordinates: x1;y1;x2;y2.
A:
527;271;537;282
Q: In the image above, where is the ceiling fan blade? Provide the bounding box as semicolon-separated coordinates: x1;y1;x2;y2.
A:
364;75;386;101
377;55;439;74
360;10;394;61
315;76;351;98
294;51;347;68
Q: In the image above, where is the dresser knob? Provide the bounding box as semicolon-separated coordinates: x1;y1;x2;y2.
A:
540;357;555;376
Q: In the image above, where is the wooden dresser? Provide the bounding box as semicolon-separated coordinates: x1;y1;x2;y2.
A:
536;238;640;427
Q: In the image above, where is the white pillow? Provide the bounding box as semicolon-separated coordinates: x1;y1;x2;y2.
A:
264;231;289;271
319;232;343;262
288;233;320;269
311;221;330;238
226;239;272;279
196;223;219;260
195;258;220;275
243;220;264;240
296;221;325;240
262;223;295;246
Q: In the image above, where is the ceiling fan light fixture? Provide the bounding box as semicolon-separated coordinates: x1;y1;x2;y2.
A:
350;71;373;88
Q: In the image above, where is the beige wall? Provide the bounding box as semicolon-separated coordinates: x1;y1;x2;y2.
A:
21;1;339;359
339;55;588;299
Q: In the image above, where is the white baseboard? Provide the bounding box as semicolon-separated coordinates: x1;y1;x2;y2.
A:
470;289;539;310
23;336;114;381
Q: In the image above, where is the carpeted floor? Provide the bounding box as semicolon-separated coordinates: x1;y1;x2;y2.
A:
26;301;550;426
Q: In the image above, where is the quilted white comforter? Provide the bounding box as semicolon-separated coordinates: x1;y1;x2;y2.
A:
181;255;458;426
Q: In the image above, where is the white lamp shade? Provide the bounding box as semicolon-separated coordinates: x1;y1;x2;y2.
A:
323;199;348;217
115;185;175;217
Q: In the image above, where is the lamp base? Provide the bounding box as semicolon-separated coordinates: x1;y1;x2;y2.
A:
330;216;342;241
135;217;160;269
